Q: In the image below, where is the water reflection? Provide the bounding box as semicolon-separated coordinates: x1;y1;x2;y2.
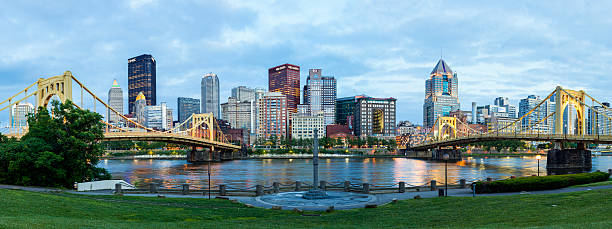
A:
98;156;612;189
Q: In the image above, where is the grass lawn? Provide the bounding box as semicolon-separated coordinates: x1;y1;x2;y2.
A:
2;189;612;228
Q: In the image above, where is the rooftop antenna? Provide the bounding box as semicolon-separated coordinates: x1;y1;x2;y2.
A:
440;48;443;59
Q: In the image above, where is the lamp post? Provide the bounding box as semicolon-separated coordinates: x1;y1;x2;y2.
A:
536;154;542;176
443;153;450;197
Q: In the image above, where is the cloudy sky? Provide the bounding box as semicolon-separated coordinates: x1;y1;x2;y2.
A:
1;0;612;125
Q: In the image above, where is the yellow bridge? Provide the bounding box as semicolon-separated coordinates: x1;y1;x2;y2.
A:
1;71;241;154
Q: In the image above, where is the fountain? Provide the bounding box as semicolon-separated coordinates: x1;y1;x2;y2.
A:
255;129;375;210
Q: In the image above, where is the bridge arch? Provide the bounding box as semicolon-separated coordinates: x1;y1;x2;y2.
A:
37;71;73;108
435;117;457;139
554;87;586;135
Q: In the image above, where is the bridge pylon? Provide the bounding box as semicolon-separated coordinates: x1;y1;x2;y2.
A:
36;71;73;108
554;86;586;135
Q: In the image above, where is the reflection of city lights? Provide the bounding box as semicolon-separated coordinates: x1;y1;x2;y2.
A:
345;158;349;163
289;159;293;162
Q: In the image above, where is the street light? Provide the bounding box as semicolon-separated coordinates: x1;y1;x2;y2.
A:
443;153;450;197
536;154;542;176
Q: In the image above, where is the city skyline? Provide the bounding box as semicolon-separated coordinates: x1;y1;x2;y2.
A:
1;1;612;124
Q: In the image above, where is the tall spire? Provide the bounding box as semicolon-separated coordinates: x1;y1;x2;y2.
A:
430;59;453;75
112;79;120;88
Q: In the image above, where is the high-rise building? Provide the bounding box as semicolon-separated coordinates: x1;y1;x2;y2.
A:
354;96;397;137
256;92;288;139
107;79;123;124
423;59;460;128
588;103;612;135
128;54;156;114
303;69;336;125
10;102;34;134
135;92;147;125
291;110;325;139
231;86;256;102
518;95;555;133
494;97;517;118
177;97;200;123
201;73;220;118
145;102;169;130
268;64;300;115
221;97;253;133
166;108;173;130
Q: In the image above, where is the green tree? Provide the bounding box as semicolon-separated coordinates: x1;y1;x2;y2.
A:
0;100;110;188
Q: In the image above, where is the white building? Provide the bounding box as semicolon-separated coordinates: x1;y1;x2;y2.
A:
10;102;34;134
291;111;325;139
135;92;147;126
303;69;336;125
145;102;169;130
221;97;253;133
519;95;555;133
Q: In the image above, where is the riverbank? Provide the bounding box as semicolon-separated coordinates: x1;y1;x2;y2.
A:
3;187;612;228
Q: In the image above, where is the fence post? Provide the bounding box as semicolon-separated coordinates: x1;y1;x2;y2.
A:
486;177;492;182
273;182;280;193
430;180;437;191
295;181;301;191
608;169;612;174
256;185;263;196
115;183;122;195
363;183;370;194
181;184;189;195
320;181;327;191
399;182;406;193
344;181;350;192
460;179;466;188
149;183;158;193
219;184;227;196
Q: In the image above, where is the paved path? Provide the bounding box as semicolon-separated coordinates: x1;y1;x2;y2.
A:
2;183;612;211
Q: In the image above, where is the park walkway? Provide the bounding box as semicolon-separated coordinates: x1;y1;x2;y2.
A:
2;183;612;211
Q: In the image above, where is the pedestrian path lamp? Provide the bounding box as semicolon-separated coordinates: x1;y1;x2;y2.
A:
536;154;542;176
443;153;450;197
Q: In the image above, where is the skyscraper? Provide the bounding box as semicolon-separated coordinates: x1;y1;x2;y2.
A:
354;96;397;137
201;73;220;118
268;64;300;115
221;97;253;133
177;97;200;123
144;102;168;130
303;69;337;125
107;79;123;124
135;92;147;125
423;59;460;128
128;54;156;114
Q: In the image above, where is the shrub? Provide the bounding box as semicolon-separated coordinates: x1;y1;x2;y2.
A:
473;172;610;194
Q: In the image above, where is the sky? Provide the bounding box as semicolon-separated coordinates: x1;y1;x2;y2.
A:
1;0;612;126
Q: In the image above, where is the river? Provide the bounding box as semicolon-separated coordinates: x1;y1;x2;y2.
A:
98;156;612;189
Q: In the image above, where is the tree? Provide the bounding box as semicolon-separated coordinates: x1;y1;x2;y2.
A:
0;100;110;188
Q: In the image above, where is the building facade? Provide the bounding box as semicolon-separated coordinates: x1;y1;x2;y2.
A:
10;102;34;134
354;96;397;137
336;95;369;129
221;97;253;134
423;59;460;128
231;86;256;102
177;97;200;123
256;92;288;139
268;64;300;115
201;73;220;118
128;54;156;114
303;69;336;125
135;92;147;126
291;111;325;139
587;103;612;135
107;79;123;125
145;102;169;130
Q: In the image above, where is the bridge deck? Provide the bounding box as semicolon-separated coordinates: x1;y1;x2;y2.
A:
410;133;612;150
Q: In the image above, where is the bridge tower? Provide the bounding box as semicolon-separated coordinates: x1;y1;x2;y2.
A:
36;71;73;108
554;86;586;135
191;113;215;141
434;117;457;140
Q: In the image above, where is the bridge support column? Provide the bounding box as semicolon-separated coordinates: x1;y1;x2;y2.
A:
432;149;462;160
547;149;592;175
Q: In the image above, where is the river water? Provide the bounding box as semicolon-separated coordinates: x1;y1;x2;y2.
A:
98;156;612;189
